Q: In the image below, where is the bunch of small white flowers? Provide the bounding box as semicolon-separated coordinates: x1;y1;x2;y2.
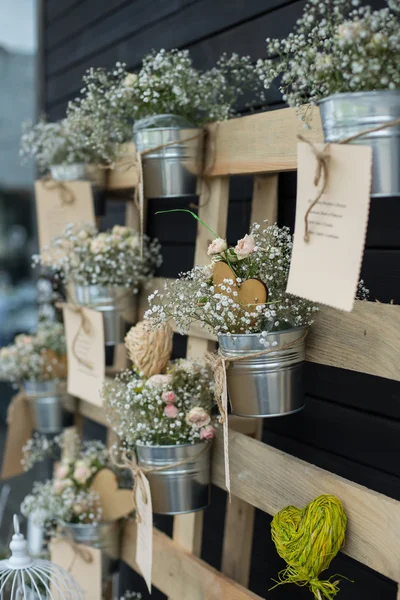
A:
0;320;66;384
117;593;142;600
20;116;104;172
103;359;215;446
259;0;400;109
146;221;318;336
129;49;269;125
21;480;69;535
34;223;162;290
67;62;135;165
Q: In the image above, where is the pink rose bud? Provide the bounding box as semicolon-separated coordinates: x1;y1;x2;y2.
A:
162;391;176;404
207;238;227;256
185;407;211;429
164;404;179;418
235;234;255;259
200;425;216;440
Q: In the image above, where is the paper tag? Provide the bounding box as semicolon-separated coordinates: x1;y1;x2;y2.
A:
50;539;102;600
63;305;105;406
287;142;372;312
135;473;153;593
1;392;33;479
35;180;95;251
91;468;135;521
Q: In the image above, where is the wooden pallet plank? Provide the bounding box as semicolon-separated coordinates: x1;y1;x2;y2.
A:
212;429;400;583
107;143;139;190
121;521;263;600
250;175;278;226
307;301;400;383
204;107;323;176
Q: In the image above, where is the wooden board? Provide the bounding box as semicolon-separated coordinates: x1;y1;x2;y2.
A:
121;521;263;600
204;107;323;176
211;429;400;583
107;143;139;190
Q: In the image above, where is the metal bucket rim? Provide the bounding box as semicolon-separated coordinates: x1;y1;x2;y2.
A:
61;520;116;529
218;325;308;341
318;89;400;105
73;284;134;292
134;126;201;134
136;440;208;450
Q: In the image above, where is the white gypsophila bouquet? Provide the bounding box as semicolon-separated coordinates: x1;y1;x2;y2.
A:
34;223;162;290
259;0;400;109
66;62;134;165
103;359;215;446
20;117;104;172
146;219;318;342
21;480;102;534
0;321;66;384
127;49;269;125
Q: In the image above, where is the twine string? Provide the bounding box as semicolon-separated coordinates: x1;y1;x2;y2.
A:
55;527;93;573
41;174;75;205
299;116;400;242
57;302;93;370
111;444;210;523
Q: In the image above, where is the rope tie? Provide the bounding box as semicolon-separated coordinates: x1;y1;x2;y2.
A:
112;444;210;523
299;116;400;242
41;174;75;205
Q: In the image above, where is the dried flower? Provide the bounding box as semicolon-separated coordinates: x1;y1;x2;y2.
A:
208;238;228;255
235;234;256;259
185;407;211;429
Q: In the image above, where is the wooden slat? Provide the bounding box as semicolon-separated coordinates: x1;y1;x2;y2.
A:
307;301;400;382
107;143;139;190
204;107;323;176
121;521;263;600
250;175;278;225
194;177;230;265
212;429;400;582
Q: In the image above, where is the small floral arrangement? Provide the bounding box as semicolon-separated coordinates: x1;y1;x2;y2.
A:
66;62;134;165
103;359;215;446
34;223;162;290
0;321;66;384
260;0;400;109
21;432;111;533
20;117;107;172
146;218;318;340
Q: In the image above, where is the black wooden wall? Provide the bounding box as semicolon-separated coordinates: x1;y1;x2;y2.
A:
42;1;399;598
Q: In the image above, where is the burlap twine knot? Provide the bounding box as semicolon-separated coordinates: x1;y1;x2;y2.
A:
299;116;400;243
41;174;75;205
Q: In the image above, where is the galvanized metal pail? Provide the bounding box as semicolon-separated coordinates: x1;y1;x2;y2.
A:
74;285;137;345
319;90;400;197
133;114;203;198
218;326;307;418
23;380;64;433
50;162;106;215
62;521;120;576
136;441;211;515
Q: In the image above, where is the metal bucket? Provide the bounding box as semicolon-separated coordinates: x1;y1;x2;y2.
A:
27;515;46;557
50;162;106;215
74;285;137;345
136;441;211;515
133;114;203;198
218;326;307;418
62;521;120;577
23;380;64;433
319;90;400;197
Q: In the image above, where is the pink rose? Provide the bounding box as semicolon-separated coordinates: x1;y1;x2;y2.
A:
55;463;70;480
162;391;176;404
53;478;73;495
164;404;179;418
185;407;211;429
73;461;92;485
200;425;216;440
235;234;255;259
207;238;227;256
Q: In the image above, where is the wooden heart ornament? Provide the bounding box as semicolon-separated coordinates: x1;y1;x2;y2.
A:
212;261;268;310
271;495;347;599
90;468;135;521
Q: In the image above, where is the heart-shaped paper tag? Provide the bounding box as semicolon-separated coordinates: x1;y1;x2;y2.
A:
90;468;135;521
213;261;268;309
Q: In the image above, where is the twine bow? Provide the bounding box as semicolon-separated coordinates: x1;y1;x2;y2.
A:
41;174;75;205
299;116;400;243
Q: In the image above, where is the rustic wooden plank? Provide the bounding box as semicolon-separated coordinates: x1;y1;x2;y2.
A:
194;177;230;265
204;107;323;176
121;521;263;599
107;143;139;190
250;175;278;225
78;398;108;427
307;301;400;383
212;429;400;582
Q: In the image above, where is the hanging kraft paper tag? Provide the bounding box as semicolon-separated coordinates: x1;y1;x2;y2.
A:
135;472;153;593
1;392;33;479
287;142;372;312
35;180;95;251
63;305;105;406
50;539;102;600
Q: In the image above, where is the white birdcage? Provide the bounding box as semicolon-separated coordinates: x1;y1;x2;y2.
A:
0;516;84;600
